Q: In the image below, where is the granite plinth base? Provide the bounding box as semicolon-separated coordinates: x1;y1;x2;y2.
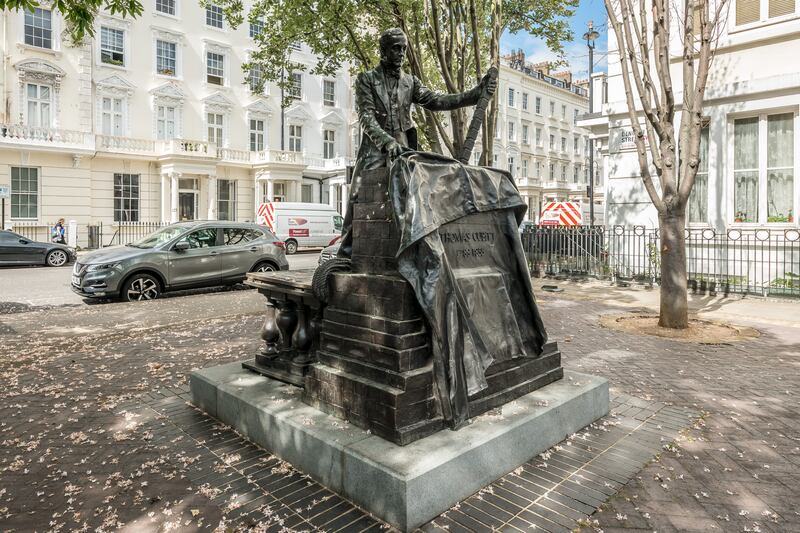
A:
190;363;609;532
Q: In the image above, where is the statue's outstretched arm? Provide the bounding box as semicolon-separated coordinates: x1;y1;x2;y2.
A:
412;76;482;112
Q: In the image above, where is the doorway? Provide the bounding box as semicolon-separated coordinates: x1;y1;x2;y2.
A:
178;178;198;221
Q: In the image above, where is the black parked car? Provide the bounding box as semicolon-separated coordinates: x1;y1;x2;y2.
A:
0;230;77;267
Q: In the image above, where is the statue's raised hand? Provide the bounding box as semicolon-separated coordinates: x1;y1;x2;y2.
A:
480;70;498;96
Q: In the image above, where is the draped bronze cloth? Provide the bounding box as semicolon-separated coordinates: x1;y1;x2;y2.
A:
389;151;548;428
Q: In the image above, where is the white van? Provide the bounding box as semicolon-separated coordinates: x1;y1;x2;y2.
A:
257;201;343;254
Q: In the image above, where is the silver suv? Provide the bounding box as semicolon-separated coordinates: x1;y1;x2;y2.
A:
72;221;289;302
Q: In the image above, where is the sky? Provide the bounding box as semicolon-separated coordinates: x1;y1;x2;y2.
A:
500;0;609;79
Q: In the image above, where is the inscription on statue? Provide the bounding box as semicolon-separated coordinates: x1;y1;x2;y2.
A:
441;228;497;260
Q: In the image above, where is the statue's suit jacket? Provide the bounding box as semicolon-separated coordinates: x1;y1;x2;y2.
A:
338;63;481;258
354;64;482;174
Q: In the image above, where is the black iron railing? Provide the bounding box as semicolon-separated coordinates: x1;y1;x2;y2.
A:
521;226;800;297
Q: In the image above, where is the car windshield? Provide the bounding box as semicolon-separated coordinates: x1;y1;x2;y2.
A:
129;225;193;249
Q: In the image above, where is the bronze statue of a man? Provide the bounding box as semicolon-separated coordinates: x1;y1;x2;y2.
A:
338;27;497;258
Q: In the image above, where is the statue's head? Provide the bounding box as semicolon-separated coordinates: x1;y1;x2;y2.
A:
379;28;407;71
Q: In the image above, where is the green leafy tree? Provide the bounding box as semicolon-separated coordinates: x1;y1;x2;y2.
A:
212;0;577;161
0;0;143;45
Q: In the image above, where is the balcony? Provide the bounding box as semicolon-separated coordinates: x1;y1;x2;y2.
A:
2;129;353;171
1;124;93;152
304;155;354;170
157;139;216;159
96;135;155;156
253;149;304;165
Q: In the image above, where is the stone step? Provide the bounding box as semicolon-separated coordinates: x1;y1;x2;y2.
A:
320;330;430;373
317;349;433;391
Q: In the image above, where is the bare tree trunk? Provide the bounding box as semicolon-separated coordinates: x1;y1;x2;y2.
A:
658;210;689;328
483;0;501;165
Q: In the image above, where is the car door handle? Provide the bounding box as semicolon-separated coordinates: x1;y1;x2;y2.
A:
249;247;258;252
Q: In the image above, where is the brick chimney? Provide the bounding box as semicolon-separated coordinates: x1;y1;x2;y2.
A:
574;78;590;91
551;70;573;84
531;61;551;76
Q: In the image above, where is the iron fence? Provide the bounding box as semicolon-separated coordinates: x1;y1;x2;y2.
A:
8;220;169;249
98;221;169;247
521;226;800;298
10;221;52;243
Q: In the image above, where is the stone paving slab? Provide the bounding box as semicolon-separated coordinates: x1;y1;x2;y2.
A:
1;283;798;531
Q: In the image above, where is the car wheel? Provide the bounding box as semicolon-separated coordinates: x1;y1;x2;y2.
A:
122;274;161;302
285;239;298;255
46;249;69;267
252;261;277;273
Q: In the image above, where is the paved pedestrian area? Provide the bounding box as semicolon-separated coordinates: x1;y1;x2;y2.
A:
0;283;798;532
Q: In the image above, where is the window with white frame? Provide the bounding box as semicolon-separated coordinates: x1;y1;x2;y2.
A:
574;109;579;125
535;96;541;114
549;134;554;150
323;80;336;106
323;129;335;159
549;100;555;116
25;83;51;127
100;27;125;66
735;0;795;26
11;167;38;219
522;159;528;177
249;17;264;38
574;135;579;154
561;104;567;120
206;52;224;85
522;124;529;144
508;155;515;176
573;166;579;183
767;113;794;222
248;63;264;93
156;0;176;16
688;125;709;223
561;164;566;180
508;122;515;141
536;127;542;146
206;4;224;28
101;96;124;136
24;8;52;49
561;136;566;152
217;179;236;220
731;112;797;223
207;113;224;145
302;184;313;203
288;72;302;100
535;161;541;178
549;162;554;179
114;173;139;222
289;124;302;152
156;104;176;139
508;88;515;107
249;118;265;151
522;93;528;111
156;40;176;75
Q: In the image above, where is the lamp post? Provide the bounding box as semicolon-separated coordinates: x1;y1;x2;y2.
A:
583;20;599;226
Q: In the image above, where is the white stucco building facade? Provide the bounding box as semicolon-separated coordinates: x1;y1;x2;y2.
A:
0;2;355;245
481;55;604;224
582;0;800;231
